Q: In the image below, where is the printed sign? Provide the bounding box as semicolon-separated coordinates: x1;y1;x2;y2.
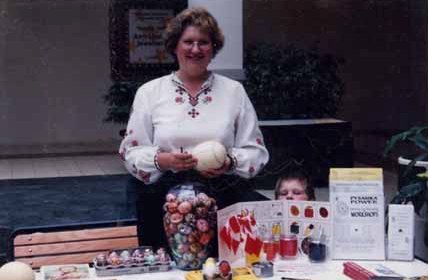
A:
329;168;385;260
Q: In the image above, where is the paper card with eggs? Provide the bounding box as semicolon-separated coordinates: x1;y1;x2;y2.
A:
217;199;332;266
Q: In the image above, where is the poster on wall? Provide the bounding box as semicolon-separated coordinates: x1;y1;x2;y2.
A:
109;0;186;81
128;9;175;64
329;168;385;260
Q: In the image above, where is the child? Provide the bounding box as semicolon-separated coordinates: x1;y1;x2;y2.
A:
274;169;315;201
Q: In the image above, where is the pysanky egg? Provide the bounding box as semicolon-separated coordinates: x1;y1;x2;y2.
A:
0;261;35;280
192;141;227;171
202;257;217;278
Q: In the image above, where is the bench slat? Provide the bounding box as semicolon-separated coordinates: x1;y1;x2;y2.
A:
14;226;137;245
15;237;138;257
16;252;105;269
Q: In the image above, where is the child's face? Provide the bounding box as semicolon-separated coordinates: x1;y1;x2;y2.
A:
277;179;308;201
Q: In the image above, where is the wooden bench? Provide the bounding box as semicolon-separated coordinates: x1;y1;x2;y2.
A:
11;220;138;269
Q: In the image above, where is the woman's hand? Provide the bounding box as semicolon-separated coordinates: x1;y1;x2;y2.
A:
157;152;197;171
200;156;231;178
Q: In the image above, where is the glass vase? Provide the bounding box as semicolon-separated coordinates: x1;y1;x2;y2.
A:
163;183;217;270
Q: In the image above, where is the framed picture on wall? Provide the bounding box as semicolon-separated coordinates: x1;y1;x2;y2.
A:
109;0;187;81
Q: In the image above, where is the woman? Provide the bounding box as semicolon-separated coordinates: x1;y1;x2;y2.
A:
119;7;269;249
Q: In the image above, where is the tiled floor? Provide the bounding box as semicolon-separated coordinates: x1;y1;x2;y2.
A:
0;154;127;179
0;155;399;203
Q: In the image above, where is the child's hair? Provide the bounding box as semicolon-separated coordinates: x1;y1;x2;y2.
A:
274;169;315;200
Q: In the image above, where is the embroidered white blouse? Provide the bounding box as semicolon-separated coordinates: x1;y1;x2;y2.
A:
119;72;269;184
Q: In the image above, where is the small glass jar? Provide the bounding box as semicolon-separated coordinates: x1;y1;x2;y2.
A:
263;238;277;262
308;239;327;262
279;234;298;259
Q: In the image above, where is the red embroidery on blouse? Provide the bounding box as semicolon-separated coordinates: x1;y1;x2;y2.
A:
188;108;200;118
173;81;212;119
119;150;125;161
131;140;138;146
189;95;199;106
131;164;137;174
249;166;255;173
256;138;263;145
138;170;151;183
202;96;212;104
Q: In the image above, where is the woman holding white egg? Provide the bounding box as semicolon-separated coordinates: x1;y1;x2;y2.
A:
119;7;269;249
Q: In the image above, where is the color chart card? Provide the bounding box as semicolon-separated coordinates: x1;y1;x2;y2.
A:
217;199;332;264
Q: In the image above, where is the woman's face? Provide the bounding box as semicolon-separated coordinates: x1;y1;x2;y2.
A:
277;179;309;201
175;25;213;77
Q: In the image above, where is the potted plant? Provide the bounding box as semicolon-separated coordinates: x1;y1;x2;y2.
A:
383;126;428;259
243;43;345;120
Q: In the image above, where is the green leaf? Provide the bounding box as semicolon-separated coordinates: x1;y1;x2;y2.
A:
398;182;426;199
390;192;406;205
384;133;408;156
417;171;428;179
409;133;428;152
403;153;428;177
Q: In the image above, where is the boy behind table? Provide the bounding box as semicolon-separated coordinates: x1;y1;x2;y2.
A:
274;169;315;201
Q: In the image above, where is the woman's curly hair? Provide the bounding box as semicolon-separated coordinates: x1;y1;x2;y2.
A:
164;7;224;58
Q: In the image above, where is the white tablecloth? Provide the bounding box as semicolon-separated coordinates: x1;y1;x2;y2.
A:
35;258;428;280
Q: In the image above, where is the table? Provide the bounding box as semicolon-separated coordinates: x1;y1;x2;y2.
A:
35;258;428;280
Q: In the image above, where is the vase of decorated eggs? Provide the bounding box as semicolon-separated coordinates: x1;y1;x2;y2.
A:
163;183;217;270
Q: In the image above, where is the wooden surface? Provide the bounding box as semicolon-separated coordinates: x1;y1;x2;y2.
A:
14;225;138;268
14;226;137;245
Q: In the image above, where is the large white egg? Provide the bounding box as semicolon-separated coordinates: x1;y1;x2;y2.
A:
192;141;227;171
0;261;35;280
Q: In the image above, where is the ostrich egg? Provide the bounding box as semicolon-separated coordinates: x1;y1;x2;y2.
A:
192;141;227;171
0;261;35;280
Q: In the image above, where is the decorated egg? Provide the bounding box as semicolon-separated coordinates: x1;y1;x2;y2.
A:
166;193;176;202
170;213;184;224
178;201;192;214
120;250;132;264
199;232;212;245
108;251;122;266
182;252;195;262
202;257;217;278
219;260;231;277
167;202;178;213
178;223;192;235
95;253;108;266
196;219;209;232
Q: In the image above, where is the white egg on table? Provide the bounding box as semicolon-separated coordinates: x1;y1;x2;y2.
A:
0;261;35;280
192;141;227;171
